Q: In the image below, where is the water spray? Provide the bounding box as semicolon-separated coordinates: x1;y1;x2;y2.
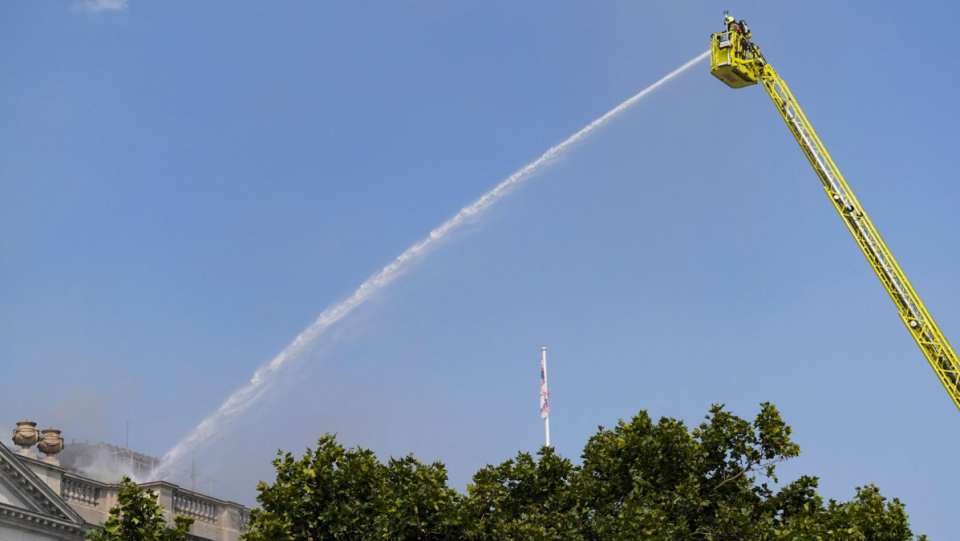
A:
156;51;710;477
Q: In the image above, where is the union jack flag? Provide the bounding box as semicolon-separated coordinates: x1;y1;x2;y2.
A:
540;349;550;419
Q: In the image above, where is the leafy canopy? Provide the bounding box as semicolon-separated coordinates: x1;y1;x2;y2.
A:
242;434;460;541
86;477;194;541
242;403;927;541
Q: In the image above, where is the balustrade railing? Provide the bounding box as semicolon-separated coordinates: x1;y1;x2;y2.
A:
61;476;101;507
173;490;218;523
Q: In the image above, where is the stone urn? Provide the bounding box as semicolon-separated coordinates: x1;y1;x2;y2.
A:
12;420;40;458
37;428;64;465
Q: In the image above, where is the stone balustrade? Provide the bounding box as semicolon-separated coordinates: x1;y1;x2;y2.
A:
61;476;102;507
173;490;218;523
57;474;247;540
12;425;249;541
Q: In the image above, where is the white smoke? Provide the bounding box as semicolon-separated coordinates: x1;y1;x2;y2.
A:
72;0;128;12
157;51;710;477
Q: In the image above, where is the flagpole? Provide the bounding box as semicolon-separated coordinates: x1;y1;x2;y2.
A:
542;347;550;447
545;416;551;447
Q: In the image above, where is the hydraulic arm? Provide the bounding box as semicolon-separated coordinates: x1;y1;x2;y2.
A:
709;17;960;413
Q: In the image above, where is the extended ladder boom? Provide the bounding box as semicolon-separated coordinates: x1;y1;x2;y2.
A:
710;24;960;412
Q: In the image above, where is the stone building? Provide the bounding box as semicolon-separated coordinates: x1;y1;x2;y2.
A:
1;421;248;541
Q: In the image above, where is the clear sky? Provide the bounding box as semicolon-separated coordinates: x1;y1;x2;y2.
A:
2;1;959;537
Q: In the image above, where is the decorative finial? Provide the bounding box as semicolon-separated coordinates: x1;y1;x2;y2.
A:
12;420;40;459
37;428;64;465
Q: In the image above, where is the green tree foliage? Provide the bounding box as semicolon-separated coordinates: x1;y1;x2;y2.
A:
86;477;194;541
774;484;928;541
575;402;805;539
242;434;460;541
459;447;579;540
243;405;926;541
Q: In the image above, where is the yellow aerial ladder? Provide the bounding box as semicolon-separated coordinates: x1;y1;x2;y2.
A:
710;13;960;413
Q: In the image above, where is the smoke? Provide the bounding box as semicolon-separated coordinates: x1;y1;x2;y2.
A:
52;389;109;442
62;444;144;484
72;0;129;12
156;51;710;477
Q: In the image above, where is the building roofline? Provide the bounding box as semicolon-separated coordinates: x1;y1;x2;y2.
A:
0;443;86;524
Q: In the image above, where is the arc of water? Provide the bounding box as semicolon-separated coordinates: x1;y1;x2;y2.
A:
157;51;710;476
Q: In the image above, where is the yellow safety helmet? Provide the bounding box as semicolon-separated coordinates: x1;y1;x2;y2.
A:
724;15;735;24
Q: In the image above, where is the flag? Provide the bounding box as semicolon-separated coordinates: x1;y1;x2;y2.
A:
540;349;550;419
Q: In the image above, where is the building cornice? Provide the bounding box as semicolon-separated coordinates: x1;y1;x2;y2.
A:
0;445;85;523
0;502;86;539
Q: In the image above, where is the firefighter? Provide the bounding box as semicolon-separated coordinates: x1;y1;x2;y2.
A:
723;13;750;59
725;14;740;33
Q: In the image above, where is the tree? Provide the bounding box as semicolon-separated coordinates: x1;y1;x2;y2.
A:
86;477;194;541
243;405;926;541
459;447;579;540
773;483;928;541
572;402;807;539
242;435;460;541
568;403;924;540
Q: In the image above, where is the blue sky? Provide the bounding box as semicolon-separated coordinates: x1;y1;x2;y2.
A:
3;1;959;537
